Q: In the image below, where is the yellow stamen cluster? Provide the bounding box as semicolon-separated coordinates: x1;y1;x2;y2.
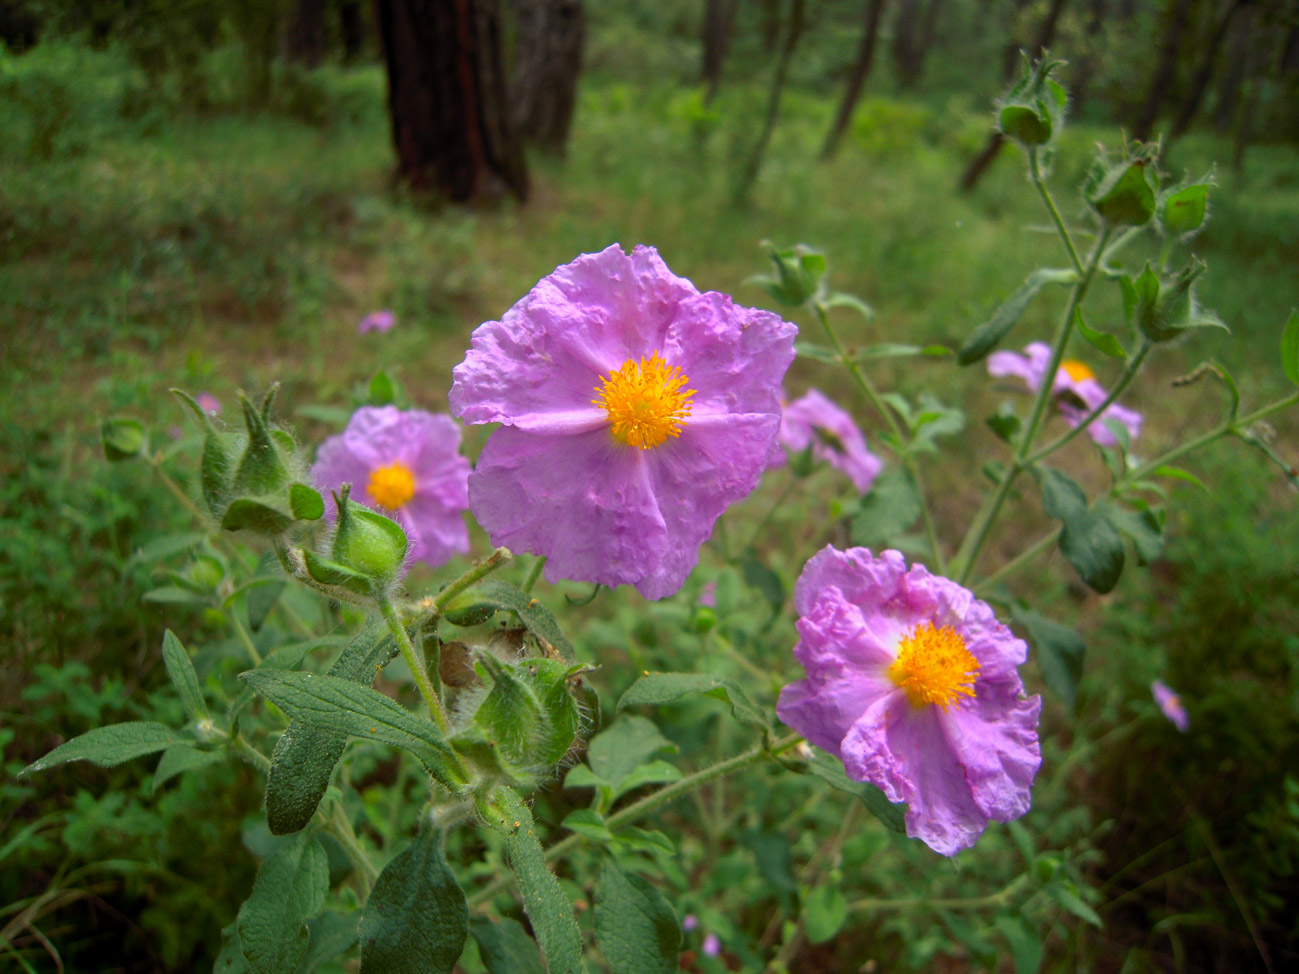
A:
592;352;695;450
1061;359;1095;383
367;461;416;509
889;621;981;710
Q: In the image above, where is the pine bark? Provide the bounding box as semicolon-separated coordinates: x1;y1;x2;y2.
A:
375;0;528;202
510;0;585;154
702;0;740;104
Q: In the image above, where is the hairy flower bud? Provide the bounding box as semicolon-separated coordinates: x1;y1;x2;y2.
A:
303;485;409;596
1084;147;1158;228
996;53;1068;147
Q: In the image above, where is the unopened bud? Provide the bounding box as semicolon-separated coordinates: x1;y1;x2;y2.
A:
996;52;1068;147
1085;149;1158;228
304;485;409;596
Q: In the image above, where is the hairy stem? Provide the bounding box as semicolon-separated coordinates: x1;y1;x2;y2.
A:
378;594;450;735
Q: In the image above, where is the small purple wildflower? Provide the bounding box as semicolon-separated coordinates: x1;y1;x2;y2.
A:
311;406;471;569
777;388;882;493
1152;680;1190;732
358;310;397;334
698;581;717;608
702;932;721;957
682;914;699;932
777;547;1042;856
450;244;797;599
987;341;1143;448
196;392;222;416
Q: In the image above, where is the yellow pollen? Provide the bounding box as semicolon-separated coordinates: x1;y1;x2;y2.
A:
889;621;981;710
592;352;695;450
367;461;416;509
1061;359;1095;383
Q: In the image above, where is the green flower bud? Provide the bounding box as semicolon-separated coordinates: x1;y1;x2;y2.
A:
1125;260;1228;344
750;242;827;308
232;386;295;497
304;485;408;596
1085;148;1158;228
996;53;1068;147
101;417;148;462
1158;180;1211;237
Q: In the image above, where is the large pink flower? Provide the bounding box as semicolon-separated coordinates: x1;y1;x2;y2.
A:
777;388;882;493
988;341;1143;447
311;406;471;569
777;547;1042;855
449;244;797;599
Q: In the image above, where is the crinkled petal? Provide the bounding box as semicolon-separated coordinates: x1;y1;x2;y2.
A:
469;425;669;590
402;494;469;566
780;389;881;493
837;690;913;807
793;546;908;619
940;692;1042;823
987;342;1051;389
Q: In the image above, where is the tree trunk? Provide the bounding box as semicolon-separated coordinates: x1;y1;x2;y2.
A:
375;0;528;202
821;0;889;160
701;0;740;104
1170;0;1249;138
1212;4;1254;130
1069;0;1108;112
340;0;366;62
287;0;327;66
734;0;808;205
892;0;921;88
510;0;585;154
1131;0;1197;141
959;0;1071;192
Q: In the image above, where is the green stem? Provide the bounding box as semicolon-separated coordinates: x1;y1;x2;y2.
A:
417;547;512;617
813;301;945;572
229;611;262;666
1030;148;1084;275
329;803;379;895
231;734;272;774
952;227;1112;585
467;734;804;908
1024;341;1151;465
521;555;546;594
973;529;1059;594
847;874;1029;915
378;594;450;735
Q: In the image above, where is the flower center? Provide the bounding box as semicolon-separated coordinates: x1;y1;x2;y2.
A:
592;352;695;450
1061;360;1095;383
888;621;981;710
367;461;416;509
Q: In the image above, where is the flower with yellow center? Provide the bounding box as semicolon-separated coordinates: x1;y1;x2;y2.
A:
367;461;417;510
1060;359;1095;383
888;621;981;710
592;352;695;450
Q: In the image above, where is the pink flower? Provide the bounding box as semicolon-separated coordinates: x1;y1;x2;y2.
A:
777;388;882;493
1151;680;1190;732
311;406;471;569
196;392;222;416
450;244;796;599
682;914;699;932
358;310;396;334
777;547;1042;855
987;341;1143;447
702;932;721;957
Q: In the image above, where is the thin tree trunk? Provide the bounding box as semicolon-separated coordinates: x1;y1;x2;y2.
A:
959;0;1071;192
287;0;327;66
892;0;921;88
511;0;585;154
1069;0;1108;112
340;0;366;62
375;0;527;202
1131;0;1197;141
702;0;741;104
1170;0;1249;138
1212;5;1254;130
734;0;808;205
821;0;889;160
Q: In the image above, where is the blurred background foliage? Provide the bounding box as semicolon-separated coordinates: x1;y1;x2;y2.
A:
1;0;1297;971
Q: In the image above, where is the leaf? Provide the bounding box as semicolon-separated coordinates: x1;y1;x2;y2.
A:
1149;465;1208;492
296;912;359;974
20;722;187;776
802;747;906;833
368;371;398;406
441;581;575;660
216;923;250;974
986;403;1022;443
489;788;588;974
1074;309;1126;359
794;341;841;364
995;915;1044;974
290;483;325;521
143;585;211;606
470;916;547;974
852;466;922;548
152;744;223;794
221;498;296;535
822;291;874;321
358;829;467;974
803;884;848;944
618;671;769;732
1048;883;1103;927
1282;310;1299;386
609;761;683;803
958;268;1076;365
1011;608;1084;709
244;670;463;793
236;831;329;974
594;858;681;974
586;716;677;789
1160;183;1209;236
562;809;614;843
1038;468;1125;593
1100;503;1164;564
161;629;208;724
101;416;147;461
247;552;287;632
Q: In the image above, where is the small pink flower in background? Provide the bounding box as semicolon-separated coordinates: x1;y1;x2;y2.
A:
1152;680;1190;732
357;310;396;334
698;581;717;608
450;244;796;600
196;392;221;415
311;405;471;569
777;388;882;493
777;547;1042;856
702;932;721;957
682;914;699;932
987;341;1143;448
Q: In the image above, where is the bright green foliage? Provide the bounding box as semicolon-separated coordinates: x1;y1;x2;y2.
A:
1159;181;1211;236
747;241;827;307
235;830;329;974
617;670;768;732
358;829;467;974
20;721;188;775
594;857;681;974
305;486;408;594
161;629;208;724
1085;151;1158;227
852;466;922;547
289;483;325;521
957;268;1076;365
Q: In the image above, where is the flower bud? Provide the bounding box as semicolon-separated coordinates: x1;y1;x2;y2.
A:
232;386;295;497
304;485;409;596
101;417;148;462
1085;148;1157;228
1157;179;1211;237
996;53;1068;147
1126;260;1228;344
751;242;826;308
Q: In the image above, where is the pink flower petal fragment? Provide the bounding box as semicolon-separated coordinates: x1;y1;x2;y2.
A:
451;244;797;599
777;546;1042;855
311;405;471;569
778;388;882;493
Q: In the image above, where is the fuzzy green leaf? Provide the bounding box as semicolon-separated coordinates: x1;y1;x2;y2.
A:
1073;309;1126;359
586;716;677;789
803;884;848;944
20;722;187;776
803;748;906;832
1038;468;1125;593
358;829;467;974
852;466;922;547
161;629;209;724
1011;608;1084;709
618;671;769;732
236;831;329;974
958;268;1076;365
470;916;547;974
152;744;223;794
441;580;575;660
594;858;681;974
289;483;325;521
